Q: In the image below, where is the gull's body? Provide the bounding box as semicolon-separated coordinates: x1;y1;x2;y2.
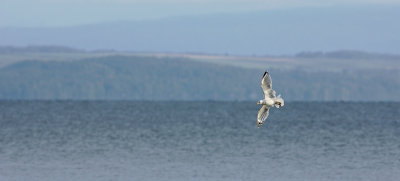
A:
256;71;284;128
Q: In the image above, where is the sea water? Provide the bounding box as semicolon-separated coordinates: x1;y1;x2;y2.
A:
0;101;399;181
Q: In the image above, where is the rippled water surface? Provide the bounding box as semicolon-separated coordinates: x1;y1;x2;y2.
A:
0;101;399;181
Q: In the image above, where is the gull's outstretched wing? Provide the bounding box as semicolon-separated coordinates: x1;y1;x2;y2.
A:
261;71;276;99
257;105;270;126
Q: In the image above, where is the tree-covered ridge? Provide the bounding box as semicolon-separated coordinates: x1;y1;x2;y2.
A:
0;55;398;101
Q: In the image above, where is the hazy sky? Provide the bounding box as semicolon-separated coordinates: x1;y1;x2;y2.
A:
1;0;399;27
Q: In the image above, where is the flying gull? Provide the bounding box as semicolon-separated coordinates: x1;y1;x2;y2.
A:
256;71;284;128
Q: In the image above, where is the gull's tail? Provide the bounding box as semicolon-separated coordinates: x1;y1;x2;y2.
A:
274;95;284;108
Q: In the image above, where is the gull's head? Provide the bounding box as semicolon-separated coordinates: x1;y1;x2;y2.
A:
256;100;262;105
274;95;284;108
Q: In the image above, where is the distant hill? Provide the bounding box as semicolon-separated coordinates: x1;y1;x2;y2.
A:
0;55;398;101
0;46;84;54
295;50;400;60
1;5;400;55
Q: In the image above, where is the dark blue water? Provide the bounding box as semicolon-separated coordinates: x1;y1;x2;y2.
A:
0;101;399;181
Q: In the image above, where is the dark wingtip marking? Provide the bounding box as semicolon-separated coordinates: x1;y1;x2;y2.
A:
262;71;269;78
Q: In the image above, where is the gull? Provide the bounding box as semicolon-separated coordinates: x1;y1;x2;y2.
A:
256;71;284;128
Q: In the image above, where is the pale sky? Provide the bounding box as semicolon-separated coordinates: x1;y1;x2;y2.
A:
1;0;399;27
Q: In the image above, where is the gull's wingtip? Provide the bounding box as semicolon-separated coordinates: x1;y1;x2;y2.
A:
262;70;269;78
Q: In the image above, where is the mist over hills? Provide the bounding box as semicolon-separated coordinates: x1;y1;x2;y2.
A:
0;52;398;101
1;5;399;55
